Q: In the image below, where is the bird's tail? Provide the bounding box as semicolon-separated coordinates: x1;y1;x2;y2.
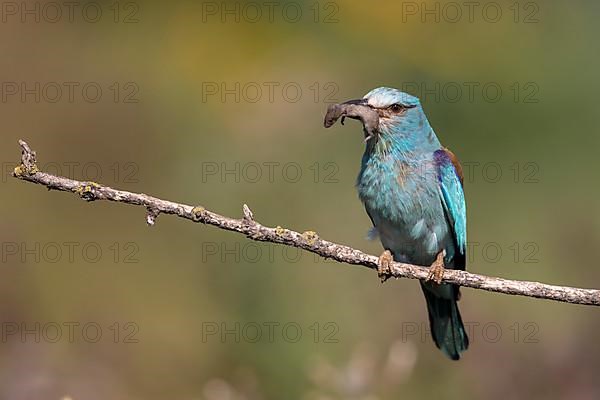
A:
420;282;469;360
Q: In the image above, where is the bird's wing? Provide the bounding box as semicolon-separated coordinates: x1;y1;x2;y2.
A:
434;148;467;269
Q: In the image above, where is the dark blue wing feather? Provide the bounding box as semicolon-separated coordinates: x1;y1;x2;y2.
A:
434;149;467;266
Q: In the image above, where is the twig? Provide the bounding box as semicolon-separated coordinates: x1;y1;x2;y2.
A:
11;140;600;306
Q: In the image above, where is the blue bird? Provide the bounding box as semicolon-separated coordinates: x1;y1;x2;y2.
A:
324;87;469;360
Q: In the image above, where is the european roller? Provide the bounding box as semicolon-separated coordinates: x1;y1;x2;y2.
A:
324;87;469;360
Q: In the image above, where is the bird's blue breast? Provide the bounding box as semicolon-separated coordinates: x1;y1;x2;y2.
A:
357;145;456;267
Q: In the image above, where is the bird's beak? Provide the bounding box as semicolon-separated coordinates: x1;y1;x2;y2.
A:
324;98;379;142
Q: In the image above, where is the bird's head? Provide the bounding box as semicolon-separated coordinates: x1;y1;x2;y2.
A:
324;87;438;152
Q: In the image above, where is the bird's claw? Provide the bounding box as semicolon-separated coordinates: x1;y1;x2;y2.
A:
377;250;394;283
426;250;446;285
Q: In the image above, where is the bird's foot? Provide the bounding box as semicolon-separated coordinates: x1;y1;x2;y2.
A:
426;250;446;285
377;250;394;283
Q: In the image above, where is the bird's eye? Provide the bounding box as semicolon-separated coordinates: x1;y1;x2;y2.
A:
389;104;404;113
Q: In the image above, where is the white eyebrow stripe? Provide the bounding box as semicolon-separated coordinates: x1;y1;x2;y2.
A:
366;96;392;108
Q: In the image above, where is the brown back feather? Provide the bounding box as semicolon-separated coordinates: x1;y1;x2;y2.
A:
442;147;463;186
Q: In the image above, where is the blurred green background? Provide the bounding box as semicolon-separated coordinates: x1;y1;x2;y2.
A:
1;0;600;398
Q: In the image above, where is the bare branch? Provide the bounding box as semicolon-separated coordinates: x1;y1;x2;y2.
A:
11;140;600;306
